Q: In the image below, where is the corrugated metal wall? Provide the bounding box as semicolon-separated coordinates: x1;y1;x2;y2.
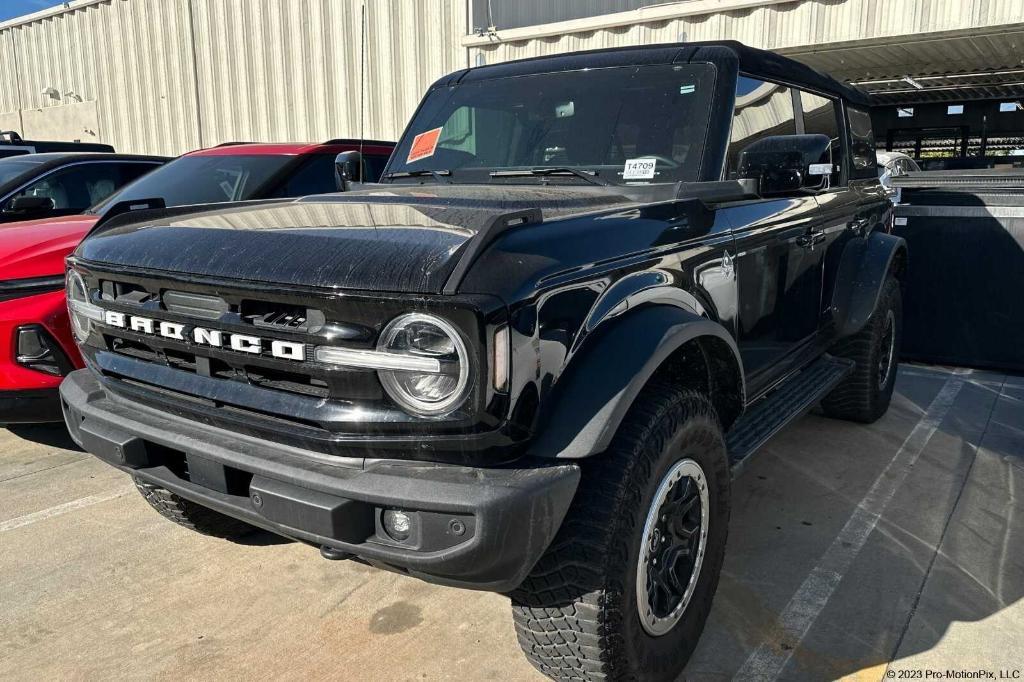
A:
0;0;466;156
467;0;1024;67
471;0;675;32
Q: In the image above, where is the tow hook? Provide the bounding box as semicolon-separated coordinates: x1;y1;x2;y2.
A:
320;545;354;561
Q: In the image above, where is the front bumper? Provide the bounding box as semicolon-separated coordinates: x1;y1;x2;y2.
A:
0;387;63;425
0;289;81;397
60;369;579;591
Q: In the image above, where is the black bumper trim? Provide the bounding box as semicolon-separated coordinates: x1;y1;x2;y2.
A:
61;369;579;591
0;387;63;425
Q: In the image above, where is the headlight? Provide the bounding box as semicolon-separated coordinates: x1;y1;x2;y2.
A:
376;313;471;416
66;269;98;344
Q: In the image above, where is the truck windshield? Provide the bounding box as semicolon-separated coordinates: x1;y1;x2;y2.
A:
386;63;715;185
87;154;296;216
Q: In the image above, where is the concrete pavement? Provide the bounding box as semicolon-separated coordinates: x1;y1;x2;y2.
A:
1;365;1020;680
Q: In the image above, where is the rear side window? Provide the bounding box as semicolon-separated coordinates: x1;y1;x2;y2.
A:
847;107;877;178
725;77;798;179
800;91;843;188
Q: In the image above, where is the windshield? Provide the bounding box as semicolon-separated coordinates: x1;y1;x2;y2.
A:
386;63;715;185
88;154;296;215
0;157;44;186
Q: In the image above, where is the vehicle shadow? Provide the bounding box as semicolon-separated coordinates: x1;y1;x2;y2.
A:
683;367;1024;680
5;423;83;452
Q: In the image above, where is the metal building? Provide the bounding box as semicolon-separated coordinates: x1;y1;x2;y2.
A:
2;0;1022;157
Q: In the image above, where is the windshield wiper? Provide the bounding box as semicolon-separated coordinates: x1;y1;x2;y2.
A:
384;169;453;184
489;167;609;186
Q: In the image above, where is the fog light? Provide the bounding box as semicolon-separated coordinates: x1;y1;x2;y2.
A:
15;326;63;376
382;509;412;542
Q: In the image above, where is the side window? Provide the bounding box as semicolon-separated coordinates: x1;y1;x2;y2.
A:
726;77;798;180
362;154;390;182
800;91;843;189
847;107;878;178
4;162;154;212
269;155;337;198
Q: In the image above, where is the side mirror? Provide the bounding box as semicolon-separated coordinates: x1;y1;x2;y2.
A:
335;150;362;192
3;195;55;215
759;168;803;196
736;134;832;197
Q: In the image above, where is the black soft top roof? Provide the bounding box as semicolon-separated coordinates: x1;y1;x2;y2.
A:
439;40;870;107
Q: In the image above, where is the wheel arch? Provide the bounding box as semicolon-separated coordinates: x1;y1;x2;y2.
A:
832;230;908;339
528;304;744;459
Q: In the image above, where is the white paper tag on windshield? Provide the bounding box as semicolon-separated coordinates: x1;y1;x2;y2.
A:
623;157;657;180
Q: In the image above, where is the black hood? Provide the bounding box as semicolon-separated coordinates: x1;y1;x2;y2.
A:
75;185;642;294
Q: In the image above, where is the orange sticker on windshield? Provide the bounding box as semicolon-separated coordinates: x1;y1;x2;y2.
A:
407;127;442;164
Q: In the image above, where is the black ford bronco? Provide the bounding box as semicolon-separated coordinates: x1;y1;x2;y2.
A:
61;42;904;680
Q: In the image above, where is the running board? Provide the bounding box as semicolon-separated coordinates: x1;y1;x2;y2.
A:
726;355;854;477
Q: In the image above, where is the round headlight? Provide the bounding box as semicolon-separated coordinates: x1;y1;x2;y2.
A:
67;270;92;343
377;313;471;416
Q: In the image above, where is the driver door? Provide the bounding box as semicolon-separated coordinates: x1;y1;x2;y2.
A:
725;77;827;396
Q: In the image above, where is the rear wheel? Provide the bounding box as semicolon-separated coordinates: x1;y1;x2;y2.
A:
510;385;730;681
821;276;902;423
134;477;258;539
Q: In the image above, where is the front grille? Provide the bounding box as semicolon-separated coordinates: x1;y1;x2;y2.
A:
75;267;488;444
107;335;335;400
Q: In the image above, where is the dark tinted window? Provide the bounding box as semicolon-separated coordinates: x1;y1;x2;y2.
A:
268;154;337;197
266;153;394;198
848;107;877;178
362;154;390;182
726;77;798;179
800;91;843;188
89;155;295;215
387;63;715;184
3;161;159;212
0;157;44;185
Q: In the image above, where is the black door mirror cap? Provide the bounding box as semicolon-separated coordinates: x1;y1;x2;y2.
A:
4;195;55;214
335;150;363;192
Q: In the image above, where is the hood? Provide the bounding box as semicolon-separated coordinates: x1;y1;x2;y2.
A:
0;214;98;281
76;185;641;293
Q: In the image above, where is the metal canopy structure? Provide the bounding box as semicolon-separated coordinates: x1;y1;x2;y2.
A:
785;28;1024;105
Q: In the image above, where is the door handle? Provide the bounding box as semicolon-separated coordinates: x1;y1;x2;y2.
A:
848;217;870;233
796;231;826;249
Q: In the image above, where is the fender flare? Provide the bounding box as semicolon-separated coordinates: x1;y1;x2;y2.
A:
528;305;744;459
832;231;908;338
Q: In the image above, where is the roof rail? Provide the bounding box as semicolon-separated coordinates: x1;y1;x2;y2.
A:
214;141;255;147
322;138;395;147
0;130;24;143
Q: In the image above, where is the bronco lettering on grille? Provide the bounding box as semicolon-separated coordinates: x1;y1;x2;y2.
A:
103;310;306;361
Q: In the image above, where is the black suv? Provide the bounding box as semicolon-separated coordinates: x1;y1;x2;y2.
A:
0;130;114;158
61;42;904;680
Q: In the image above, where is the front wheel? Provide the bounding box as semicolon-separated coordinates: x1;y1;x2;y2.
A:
134;477;258;540
511;385;730;681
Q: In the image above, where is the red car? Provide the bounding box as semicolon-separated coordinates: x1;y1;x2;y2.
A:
0;139;395;425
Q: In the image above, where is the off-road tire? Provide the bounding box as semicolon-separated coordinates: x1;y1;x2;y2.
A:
510;385;730;681
821;275;902;423
134;477;257;539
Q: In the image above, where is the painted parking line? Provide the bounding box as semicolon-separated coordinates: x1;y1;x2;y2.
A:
734;369;970;680
0;489;130;533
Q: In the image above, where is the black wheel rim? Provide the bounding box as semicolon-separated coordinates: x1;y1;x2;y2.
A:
878;309;896;388
636;459;709;636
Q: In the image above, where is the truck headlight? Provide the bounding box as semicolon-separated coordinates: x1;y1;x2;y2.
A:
376;313;470;416
67;270;101;344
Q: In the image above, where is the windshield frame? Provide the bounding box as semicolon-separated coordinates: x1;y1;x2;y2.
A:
383;63;717;187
